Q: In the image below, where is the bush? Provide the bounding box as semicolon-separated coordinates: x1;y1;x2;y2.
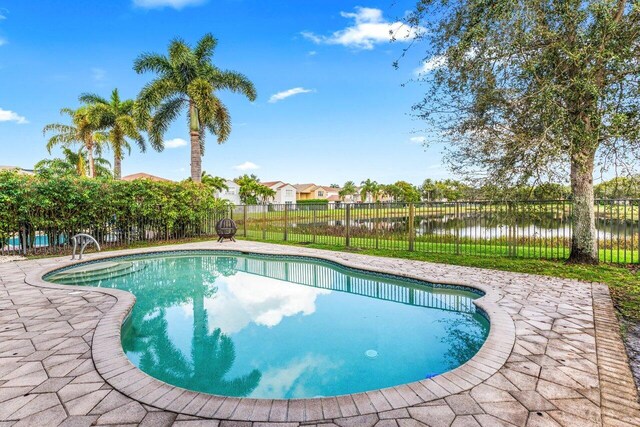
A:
0;171;230;249
296;199;329;205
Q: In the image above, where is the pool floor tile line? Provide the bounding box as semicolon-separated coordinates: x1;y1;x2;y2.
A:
0;240;638;426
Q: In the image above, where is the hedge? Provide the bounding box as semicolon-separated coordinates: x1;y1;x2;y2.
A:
0;171;230;250
297;199;330;204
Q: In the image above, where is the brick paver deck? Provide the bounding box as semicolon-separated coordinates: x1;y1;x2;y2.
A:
1;241;639;426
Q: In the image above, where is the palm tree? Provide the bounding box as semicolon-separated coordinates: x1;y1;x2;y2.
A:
200;171;229;193
339;180;358;202
79;89;150;179
35;147;112;178
43;107;106;178
360;179;380;203
134;33;257;183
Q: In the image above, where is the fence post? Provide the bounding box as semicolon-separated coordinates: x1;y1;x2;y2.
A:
262;205;266;240
312;209;317;243
408;203;415;251
455;202;461;255
284;204;289;241
243;205;247;237
508;202;515;257
345;204;351;247
375;203;379;249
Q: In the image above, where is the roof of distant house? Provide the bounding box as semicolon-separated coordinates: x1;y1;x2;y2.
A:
121;173;172;182
0;165;34;175
294;183;317;192
327;195;341;202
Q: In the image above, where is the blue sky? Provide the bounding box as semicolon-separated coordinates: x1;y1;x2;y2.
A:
0;0;447;185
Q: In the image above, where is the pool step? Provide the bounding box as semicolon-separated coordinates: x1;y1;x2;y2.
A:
55;261;132;276
49;261;145;284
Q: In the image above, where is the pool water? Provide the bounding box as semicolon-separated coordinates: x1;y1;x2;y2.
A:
46;251;489;399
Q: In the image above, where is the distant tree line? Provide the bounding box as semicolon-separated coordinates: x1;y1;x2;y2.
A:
336;177;640;203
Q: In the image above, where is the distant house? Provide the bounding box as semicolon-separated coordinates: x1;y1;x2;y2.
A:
294;184;339;201
0;165;34;175
121;173;172;182
216;180;241;205
262;181;297;205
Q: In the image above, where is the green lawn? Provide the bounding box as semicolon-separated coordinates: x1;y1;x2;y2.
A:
237;236;640;321
240;229;639;264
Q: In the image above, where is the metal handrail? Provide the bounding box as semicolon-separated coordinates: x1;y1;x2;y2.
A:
71;234;100;260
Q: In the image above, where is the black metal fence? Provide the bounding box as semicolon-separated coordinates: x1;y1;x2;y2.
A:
229;200;639;264
2;200;638;264
0;208;227;257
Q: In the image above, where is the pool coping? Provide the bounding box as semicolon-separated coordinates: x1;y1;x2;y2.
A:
24;246;516;423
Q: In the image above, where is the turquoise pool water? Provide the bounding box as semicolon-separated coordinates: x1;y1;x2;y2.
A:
46;251;489;399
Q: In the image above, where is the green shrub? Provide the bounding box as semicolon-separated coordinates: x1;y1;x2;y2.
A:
0;171;230;247
297;199;329;204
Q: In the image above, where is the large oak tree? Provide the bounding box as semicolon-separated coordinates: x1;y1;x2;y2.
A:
404;0;640;263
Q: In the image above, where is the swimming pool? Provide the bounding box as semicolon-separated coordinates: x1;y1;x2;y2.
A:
46;251;489;399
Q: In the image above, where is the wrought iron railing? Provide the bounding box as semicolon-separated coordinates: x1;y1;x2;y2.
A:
2;200;638;264
230;200;639;264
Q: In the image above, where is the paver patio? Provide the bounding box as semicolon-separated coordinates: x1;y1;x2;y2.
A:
1;240;639;426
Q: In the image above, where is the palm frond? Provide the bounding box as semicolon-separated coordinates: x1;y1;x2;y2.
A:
187;78;216;122
194;33;217;62
212;70;257;101
149;96;186;150
137;77;181;110
79;92;109;105
116;115;147;152
133;52;172;75
206;101;231;144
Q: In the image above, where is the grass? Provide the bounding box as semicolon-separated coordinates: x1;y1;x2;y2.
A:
237;236;640;321
242;229;639;264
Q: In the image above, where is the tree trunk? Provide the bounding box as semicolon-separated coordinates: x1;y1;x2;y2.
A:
113;154;122;180
189;101;202;183
113;131;122;180
567;152;598;264
86;139;95;178
190;130;201;182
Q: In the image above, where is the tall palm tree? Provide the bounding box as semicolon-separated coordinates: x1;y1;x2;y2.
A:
134;33;257;183
79;89;150;180
43;107;106;178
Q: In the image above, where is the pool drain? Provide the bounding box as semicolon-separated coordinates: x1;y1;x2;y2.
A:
365;349;378;358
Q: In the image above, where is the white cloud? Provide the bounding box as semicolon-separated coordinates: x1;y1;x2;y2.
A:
414;55;446;75
0;108;28;124
234;161;260;171
164;137;187;148
307;51;317;56
0;38;7;47
410;136;426;144
268;87;315;103
252;354;341;398
132;0;205;9
91;67;106;82
302;7;423;50
186;272;330;335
